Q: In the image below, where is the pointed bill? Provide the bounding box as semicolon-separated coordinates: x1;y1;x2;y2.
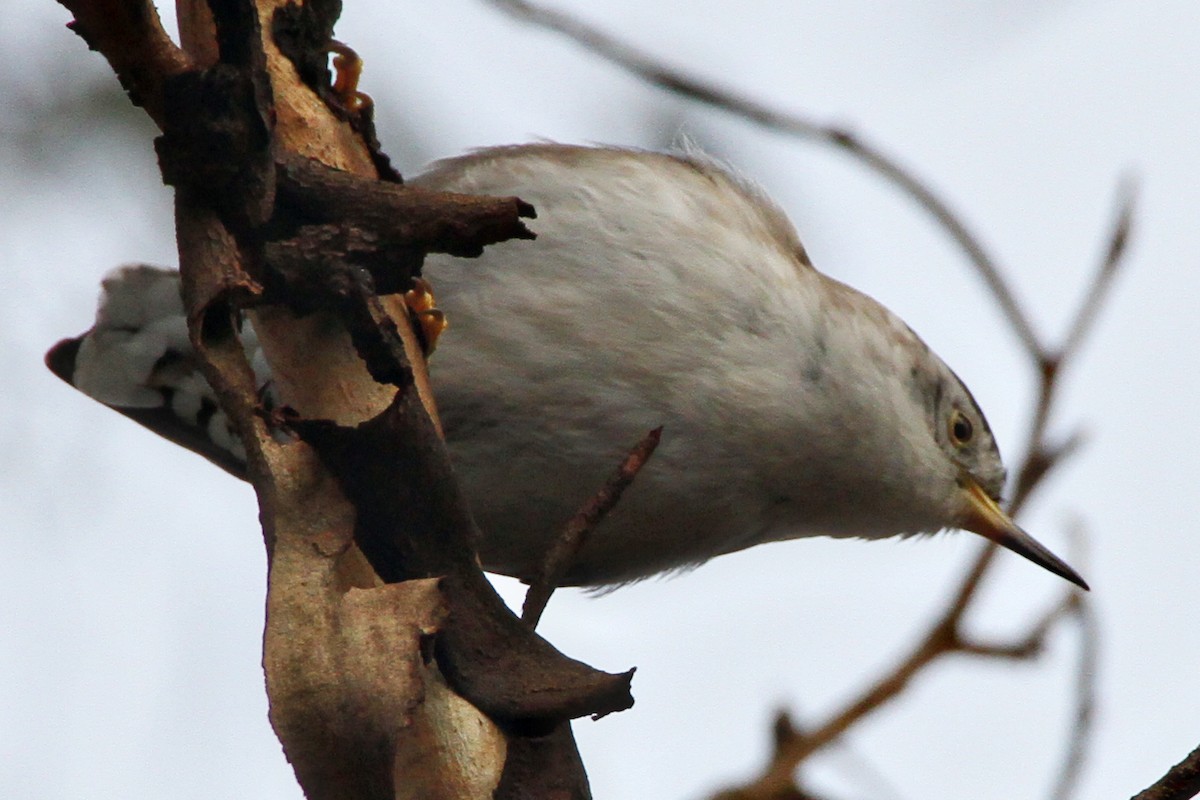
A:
960;479;1089;590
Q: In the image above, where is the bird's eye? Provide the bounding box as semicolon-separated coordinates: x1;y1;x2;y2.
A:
949;410;974;446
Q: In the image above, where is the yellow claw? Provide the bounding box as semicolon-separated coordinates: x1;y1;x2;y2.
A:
404;278;448;355
328;40;373;113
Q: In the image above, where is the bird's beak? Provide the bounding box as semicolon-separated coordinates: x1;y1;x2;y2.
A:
959;479;1089;590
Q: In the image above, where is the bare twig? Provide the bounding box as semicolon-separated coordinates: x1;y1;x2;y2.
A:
1131;743;1200;800
56;0;630;793
522;427;662;628
484;0;1045;359
957;592;1079;658
1013;182;1138;510
56;0;193;129
710;584;1083;799
1049;592;1099;800
1011;430;1086;514
1057;176;1137;364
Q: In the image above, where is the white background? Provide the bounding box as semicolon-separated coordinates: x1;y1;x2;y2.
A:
2;2;1197;798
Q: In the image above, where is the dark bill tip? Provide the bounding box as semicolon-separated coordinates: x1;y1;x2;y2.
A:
959;480;1089;591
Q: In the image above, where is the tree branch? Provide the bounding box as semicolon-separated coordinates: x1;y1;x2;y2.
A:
1056;177;1137;365
56;0;193;128
1132;743;1200;800
53;0;630;796
1049;582;1099;800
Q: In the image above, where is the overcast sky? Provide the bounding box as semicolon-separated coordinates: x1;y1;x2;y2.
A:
3;2;1198;799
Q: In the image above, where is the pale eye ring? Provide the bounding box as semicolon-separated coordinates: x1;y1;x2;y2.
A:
949;410;974;446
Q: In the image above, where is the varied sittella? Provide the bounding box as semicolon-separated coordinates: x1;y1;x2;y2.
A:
48;144;1088;591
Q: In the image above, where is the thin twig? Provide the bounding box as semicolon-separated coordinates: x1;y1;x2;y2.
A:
521;427;663;628
1013;181;1138;508
1048;593;1099;800
1011;430;1086;514
957;592;1078;658
1057;176;1138;364
1131;743;1200;800
55;0;193;129
484;0;1044;359
716;586;1079;798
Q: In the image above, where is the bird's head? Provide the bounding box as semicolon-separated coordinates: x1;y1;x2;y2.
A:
917;356;1088;590
792;280;1088;591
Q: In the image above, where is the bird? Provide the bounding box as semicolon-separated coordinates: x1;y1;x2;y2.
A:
47;143;1087;591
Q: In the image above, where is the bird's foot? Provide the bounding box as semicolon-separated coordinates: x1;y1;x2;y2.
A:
327;40;373;113
404;277;447;355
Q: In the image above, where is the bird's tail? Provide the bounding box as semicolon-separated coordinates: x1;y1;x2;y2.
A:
46;264;257;478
